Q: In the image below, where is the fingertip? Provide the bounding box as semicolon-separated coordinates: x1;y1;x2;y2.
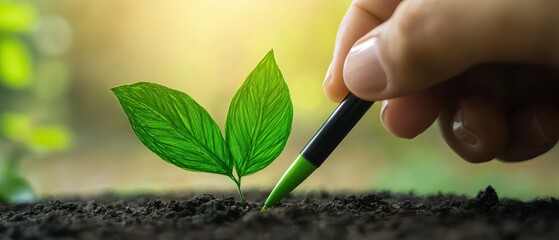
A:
343;37;388;101
380;92;442;139
325;0;399;102
322;61;349;103
498;104;559;162
323;85;349;103
439;98;508;163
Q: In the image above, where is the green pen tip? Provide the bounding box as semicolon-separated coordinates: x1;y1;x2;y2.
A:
262;155;317;210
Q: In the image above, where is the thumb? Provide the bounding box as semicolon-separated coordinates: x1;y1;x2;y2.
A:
343;0;559;101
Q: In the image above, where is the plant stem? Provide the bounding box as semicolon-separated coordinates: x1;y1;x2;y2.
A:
236;179;245;203
230;175;245;202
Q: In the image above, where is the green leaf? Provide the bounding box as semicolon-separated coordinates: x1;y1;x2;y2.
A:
225;50;293;177
0;169;36;204
112;82;232;176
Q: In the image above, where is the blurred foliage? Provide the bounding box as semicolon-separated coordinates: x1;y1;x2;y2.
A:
0;112;30;142
0;167;35;203
0;1;36;32
0;0;36;89
0;0;72;203
0;37;32;88
29;125;70;152
0;112;71;153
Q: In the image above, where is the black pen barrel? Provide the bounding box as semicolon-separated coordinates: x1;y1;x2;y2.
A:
301;93;374;167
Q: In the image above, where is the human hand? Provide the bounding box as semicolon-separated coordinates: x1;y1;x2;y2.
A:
323;0;559;162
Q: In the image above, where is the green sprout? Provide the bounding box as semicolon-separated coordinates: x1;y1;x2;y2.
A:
112;50;293;202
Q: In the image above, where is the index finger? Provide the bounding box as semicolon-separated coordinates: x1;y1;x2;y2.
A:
323;0;402;102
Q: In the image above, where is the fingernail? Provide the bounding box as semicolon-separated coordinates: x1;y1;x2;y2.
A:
452;108;479;148
526;114;550;146
380;100;389;128
323;63;333;86
343;37;387;95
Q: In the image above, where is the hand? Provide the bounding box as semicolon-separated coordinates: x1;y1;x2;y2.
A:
323;0;559;163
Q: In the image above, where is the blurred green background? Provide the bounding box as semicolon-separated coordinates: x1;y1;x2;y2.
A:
1;0;557;200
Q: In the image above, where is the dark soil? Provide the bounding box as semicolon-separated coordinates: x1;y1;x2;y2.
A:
0;186;558;239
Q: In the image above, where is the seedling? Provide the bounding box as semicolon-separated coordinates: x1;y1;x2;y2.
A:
112;51;293;202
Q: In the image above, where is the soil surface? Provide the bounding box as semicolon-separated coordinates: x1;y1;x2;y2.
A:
0;186;557;239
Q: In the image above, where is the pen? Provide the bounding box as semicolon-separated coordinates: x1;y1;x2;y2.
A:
261;93;374;211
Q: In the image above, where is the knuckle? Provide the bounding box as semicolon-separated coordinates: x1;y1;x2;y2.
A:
394;0;456;54
390;2;433;69
383;0;459;91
